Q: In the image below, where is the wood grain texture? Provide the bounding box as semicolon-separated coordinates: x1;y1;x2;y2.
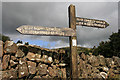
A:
16;25;76;37
69;4;78;79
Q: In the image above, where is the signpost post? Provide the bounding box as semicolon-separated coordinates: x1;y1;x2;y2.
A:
68;4;78;79
16;4;109;80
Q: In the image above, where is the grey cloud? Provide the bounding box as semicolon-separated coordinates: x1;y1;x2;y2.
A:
2;2;118;48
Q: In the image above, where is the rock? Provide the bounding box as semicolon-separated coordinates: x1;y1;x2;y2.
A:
91;73;102;78
33;76;41;78
4;41;18;54
2;70;11;79
100;72;108;79
86;64;92;74
42;75;49;78
102;67;109;72
58;63;67;67
112;56;120;67
54;59;59;64
88;55;99;67
59;49;65;54
78;59;86;70
51;64;57;69
53;54;60;64
15;49;24;58
97;55;106;66
18;58;29;78
61;68;66;78
27;61;36;74
41;55;48;63
2;68;17;78
37;63;48;76
80;53;86;60
0;40;3;58
113;70;120;74
16;43;24;46
91;67;99;73
48;56;53;63
39;55;53;64
11;56;17;61
57;69;63;78
26;52;51;64
10;60;18;67
105;58;114;67
108;68;115;78
26;52;36;61
77;55;80;64
2;55;10;70
48;67;57;77
81;72;88;78
86;64;92;70
35;54;41;62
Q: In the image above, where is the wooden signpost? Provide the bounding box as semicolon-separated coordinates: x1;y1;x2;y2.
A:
16;25;76;37
76;17;109;28
16;4;109;79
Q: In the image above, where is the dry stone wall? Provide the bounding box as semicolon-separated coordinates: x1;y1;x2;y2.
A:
0;40;120;79
78;52;120;79
1;41;67;79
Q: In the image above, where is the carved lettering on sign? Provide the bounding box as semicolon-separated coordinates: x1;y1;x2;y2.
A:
16;25;76;37
76;17;109;28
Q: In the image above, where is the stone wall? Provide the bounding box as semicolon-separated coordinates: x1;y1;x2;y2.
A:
0;40;120;79
1;41;67;79
78;53;120;79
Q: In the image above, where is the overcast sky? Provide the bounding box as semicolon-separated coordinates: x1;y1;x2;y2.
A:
1;1;119;49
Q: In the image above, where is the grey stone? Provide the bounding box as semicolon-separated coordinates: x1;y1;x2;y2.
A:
105;58;114;67
10;60;18;67
48;67;57;77
2;55;10;70
4;41;18;54
112;56;120;67
26;52;36;61
27;61;36;74
15;49;24;58
37;63;48;76
11;56;17;61
91;73;102;78
33;76;41;78
88;55;99;67
2;68;18;78
61;68;66;78
97;55;106;66
100;72;108;79
18;58;29;78
108;68;115;78
81;53;86;60
78;59;86;70
113;70;120;74
92;67;99;73
41;55;48;63
59;49;65;54
35;54;41;62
